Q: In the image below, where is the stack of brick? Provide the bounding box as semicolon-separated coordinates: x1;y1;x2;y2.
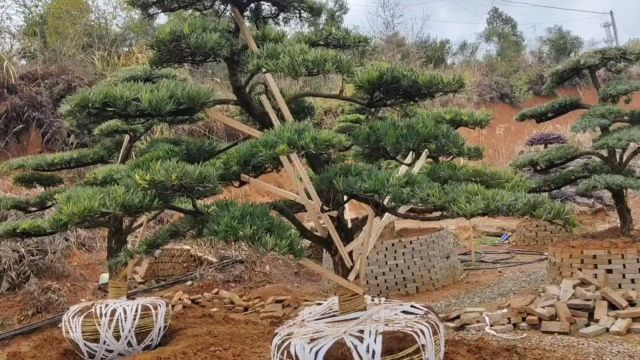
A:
132;245;218;282
443;272;640;337
165;289;303;320
548;240;640;291
510;218;570;247
364;230;462;296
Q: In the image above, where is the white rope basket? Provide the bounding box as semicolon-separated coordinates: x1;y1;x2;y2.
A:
61;297;171;360
272;297;444;360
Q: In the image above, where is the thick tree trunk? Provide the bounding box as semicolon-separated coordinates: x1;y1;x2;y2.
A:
224;57;271;129
330;247;350;279
589;69;601;92
106;217;127;277
330;212;354;279
611;189;634;236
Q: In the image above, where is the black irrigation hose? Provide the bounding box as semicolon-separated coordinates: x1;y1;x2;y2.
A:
458;247;548;271
0;258;243;342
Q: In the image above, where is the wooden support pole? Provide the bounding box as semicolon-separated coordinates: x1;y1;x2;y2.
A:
299;258;364;295
207;110;263;138
230;6;351;268
347;205;375;282
240;175;301;202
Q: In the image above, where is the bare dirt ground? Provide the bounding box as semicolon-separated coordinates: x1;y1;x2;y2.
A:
3;246;640;360
2;91;640;358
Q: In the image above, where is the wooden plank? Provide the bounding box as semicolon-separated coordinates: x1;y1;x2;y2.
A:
320;212;353;268
345;234;363;253
366;213;395;254
259;95;283;127
288;154;324;206
397;152;415;176
231;5;351;268
411;150;428;174
240;175;301;202
263;74;295;123
347;212;373;281
255;94;332;237
207;110;263;138
231;7;259;51
349;206;375;283
299;258;364;295
231;7;294;124
117;134;132;164
288;154;351;264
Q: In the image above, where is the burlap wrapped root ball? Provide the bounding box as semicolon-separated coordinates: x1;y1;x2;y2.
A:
61;297;171;360
272;297;444;360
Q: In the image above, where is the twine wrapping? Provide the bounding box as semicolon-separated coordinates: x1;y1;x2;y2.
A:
272;296;444;360
61;297;171;360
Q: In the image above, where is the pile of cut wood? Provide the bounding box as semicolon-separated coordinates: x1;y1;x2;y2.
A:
164;289;303;320
443;272;640;337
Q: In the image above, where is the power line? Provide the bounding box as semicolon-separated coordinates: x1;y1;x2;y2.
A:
452;0;485;20
496;0;607;15
519;15;602;26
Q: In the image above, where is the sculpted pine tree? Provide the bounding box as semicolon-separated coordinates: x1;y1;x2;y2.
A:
0;67;302;277
514;47;640;236
129;0;573;273
0;0;575;279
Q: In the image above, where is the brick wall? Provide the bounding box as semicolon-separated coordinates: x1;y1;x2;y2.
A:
364;230;462;296
510;218;570;247
134;245;217;281
548;240;640;291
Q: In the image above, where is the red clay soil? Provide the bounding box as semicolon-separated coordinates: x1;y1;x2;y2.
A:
461;86;640;167
1;307;558;360
0;249;105;333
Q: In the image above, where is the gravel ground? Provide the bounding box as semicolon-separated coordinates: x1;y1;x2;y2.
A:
431;262;547;314
433;260;640;359
449;329;640;360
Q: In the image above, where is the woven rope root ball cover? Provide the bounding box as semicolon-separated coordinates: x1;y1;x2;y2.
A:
61;297;171;360
272;296;444;360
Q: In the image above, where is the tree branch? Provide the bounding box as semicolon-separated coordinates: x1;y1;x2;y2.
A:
534;151;609;172
211;98;241;106
622;147;640;168
129;210;164;233
287;92;369;107
166;205;201;217
269;202;331;249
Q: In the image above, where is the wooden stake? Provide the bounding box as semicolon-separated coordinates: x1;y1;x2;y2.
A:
347;205;375;282
231;6;352;268
240;175;301;202
207;110;263;138
299;258;364;295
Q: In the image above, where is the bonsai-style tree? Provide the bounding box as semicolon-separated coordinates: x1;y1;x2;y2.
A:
514;47;640;236
125;0;574;274
525;132;568;149
1;1;575;280
0;67;302;278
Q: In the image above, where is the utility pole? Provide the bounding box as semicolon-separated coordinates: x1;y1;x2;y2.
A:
609;10;619;46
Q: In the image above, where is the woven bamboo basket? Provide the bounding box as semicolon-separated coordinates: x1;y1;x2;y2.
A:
62;271;172;360
272;296;444;360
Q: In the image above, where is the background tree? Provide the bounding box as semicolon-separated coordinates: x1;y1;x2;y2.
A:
480;6;525;68
540;25;583;64
0;0;575;280
16;0;153;68
414;36;451;68
451;40;480;65
514;47;640;236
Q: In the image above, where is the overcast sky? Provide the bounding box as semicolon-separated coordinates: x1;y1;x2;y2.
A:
344;0;640;47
